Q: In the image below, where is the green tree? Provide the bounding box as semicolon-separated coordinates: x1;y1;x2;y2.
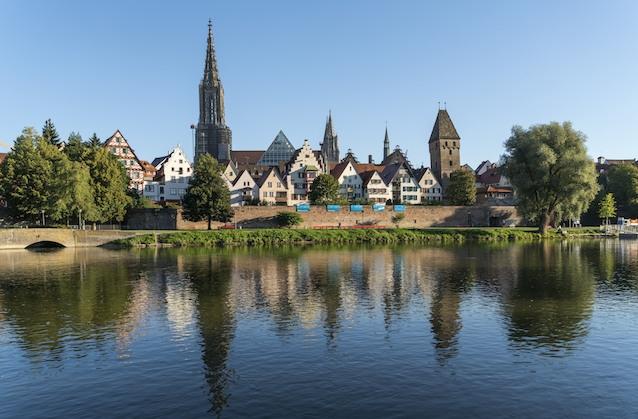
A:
65;131;87;162
275;211;302;228
446;169;476;206
0;128;75;223
391;213;405;228
42;119;61;146
598;193;617;225
606;164;638;218
182;154;232;230
502;122;598;234
84;147;131;223
86;133;102;148
309;174;340;204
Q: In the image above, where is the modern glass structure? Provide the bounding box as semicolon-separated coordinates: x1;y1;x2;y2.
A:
257;130;296;166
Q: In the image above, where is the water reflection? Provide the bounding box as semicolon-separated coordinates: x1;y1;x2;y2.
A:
1;241;638;416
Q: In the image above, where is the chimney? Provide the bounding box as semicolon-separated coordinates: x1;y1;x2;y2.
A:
368;155;373;164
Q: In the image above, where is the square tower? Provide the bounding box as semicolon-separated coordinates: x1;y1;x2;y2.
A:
428;109;461;188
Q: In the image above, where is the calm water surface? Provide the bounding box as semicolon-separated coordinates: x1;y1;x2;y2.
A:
1;241;638;418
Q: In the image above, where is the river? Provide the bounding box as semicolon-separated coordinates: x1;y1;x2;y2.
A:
1;241;637;418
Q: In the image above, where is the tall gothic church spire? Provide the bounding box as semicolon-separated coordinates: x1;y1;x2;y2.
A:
383;125;390;160
320;111;340;166
195;20;232;162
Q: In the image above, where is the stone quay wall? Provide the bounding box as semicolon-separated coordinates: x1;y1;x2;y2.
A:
125;206;522;230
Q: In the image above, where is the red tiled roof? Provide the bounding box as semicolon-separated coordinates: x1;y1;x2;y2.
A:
0;153;7;164
231;150;264;166
475;167;502;185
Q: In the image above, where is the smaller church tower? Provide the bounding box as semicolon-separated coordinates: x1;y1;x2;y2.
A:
383;126;390;160
320;111;340;166
429;108;461;188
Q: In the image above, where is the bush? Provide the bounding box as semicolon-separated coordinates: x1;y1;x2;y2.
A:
276;211;302;228
391;213;405;227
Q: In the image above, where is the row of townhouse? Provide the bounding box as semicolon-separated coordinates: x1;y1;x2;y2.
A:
220;142;444;207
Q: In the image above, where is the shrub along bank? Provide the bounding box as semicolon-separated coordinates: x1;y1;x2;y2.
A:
111;227;608;248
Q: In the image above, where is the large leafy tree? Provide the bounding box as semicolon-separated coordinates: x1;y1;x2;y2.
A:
446;169;476;206
502;122;598;233
182;154;232;230
83;147;131;223
0;128;74;222
42;119;61;146
309;173;340;205
606;164;638;218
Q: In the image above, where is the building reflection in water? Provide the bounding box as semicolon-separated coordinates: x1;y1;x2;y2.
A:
2;240;637;415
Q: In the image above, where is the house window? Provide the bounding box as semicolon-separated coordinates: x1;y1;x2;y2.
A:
449;160;453;166
268;182;272;188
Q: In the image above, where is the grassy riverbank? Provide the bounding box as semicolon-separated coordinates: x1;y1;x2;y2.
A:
111;227;609;248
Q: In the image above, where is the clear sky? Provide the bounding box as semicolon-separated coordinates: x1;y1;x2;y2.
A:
1;0;637;168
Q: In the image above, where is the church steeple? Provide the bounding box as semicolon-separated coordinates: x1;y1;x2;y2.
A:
320;111;340;165
195;20;232;162
203;19;220;85
383;125;390;160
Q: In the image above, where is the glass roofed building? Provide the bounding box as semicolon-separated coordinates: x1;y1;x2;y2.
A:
256;130;296;166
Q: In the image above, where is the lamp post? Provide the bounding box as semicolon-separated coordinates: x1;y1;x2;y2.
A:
79;209;83;230
41;210;45;227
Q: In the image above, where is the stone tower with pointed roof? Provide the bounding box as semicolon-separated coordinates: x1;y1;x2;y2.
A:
429;109;461;188
320;111;340;166
383;126;390;161
195;20;232;162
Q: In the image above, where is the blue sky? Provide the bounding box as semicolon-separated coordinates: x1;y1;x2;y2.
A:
1;0;637;167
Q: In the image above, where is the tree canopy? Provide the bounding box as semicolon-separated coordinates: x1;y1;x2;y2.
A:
1;127;131;224
605;164;638;218
309;174;341;205
502;122;598;233
446;169;476;206
42;119;61;146
598;193;616;225
182;154;232;230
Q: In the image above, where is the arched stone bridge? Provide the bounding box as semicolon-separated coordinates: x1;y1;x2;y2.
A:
0;228;139;250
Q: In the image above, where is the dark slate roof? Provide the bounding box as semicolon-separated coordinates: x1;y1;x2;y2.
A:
231;150;265;166
151;155;168;168
429;109;460;143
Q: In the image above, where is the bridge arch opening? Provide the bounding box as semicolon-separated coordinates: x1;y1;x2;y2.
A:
25;241;66;250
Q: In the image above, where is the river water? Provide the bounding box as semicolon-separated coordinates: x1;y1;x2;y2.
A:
1;241;637;418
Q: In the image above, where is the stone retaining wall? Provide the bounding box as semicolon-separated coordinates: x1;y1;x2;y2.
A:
126;206;522;230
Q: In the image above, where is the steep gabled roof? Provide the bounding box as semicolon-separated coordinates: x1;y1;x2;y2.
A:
232;170;255;187
359;170;386;187
330;160;356;180
429;109;460;143
381;162;417;185
476;166;504;186
151;155;168;168
256;167;287;188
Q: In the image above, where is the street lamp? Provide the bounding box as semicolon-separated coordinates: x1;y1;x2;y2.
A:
41;210;45;227
79;209;83;230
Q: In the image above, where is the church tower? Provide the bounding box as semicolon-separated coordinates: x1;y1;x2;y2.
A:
195;20;232;162
429;109;461;188
320;111;340;165
383;126;390;160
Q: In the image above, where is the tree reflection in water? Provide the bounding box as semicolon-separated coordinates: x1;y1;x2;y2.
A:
1;241;636;416
501;242;595;353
